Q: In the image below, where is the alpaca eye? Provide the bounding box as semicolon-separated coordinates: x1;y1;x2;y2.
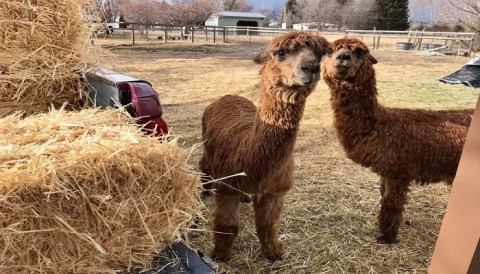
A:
354;48;365;56
326;48;333;55
277;49;287;57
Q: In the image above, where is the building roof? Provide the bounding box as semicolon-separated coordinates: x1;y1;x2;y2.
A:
212;11;266;19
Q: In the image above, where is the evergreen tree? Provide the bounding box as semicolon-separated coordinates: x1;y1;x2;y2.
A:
375;0;410;30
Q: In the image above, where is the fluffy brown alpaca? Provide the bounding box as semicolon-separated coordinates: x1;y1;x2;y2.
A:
322;37;474;244
200;32;329;261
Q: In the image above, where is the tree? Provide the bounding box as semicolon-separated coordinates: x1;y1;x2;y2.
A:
118;0;168;25
375;0;410;30
342;0;377;29
223;0;252;11
118;0;218;27
93;0;116;22
290;0;376;30
281;0;301;27
413;0;480;49
299;0;342;26
414;0;480;32
168;0;220;26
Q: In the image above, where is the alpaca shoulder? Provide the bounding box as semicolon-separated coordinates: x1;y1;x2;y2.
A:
203;95;257;132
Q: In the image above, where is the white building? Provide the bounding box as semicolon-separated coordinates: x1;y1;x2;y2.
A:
205;11;266;28
292;22;340;32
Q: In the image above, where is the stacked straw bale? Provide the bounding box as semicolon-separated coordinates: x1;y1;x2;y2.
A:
0;108;202;273
0;0;102;117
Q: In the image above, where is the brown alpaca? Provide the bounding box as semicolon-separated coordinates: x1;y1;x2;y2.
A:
322;37;474;244
200;32;329;261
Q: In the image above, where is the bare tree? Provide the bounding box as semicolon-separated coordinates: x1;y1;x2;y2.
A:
298;0;342;27
118;0;168;25
413;0;480;48
223;0;252;11
342;0;377;29
168;0;220;26
412;0;480;29
92;0;118;22
278;0;302;28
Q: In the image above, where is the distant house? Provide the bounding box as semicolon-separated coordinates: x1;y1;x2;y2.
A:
205;11;266;28
292;22;340;32
268;20;280;28
292;23;318;30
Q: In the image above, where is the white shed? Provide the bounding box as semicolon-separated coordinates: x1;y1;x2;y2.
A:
205;11;266;28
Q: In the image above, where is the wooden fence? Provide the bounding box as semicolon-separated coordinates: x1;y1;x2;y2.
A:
345;30;476;56
99;23;339;44
98;24;477;56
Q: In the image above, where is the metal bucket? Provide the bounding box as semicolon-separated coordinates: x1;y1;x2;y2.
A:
396;42;413;50
421;44;443;51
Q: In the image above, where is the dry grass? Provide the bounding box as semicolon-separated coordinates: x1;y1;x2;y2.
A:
98;38;479;273
0;108;201;273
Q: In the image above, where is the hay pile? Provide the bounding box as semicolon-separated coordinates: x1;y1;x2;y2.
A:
0;0;101;117
0;108;202;273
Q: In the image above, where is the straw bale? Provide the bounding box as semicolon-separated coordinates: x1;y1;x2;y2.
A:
0;108;202;273
0;0;103;116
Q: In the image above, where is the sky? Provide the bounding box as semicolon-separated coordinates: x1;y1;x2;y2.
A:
248;0;283;13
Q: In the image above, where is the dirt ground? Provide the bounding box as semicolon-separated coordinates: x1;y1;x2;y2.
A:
98;38;479;273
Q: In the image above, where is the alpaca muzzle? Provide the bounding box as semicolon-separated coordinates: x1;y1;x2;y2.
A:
334;52;353;67
296;61;320;85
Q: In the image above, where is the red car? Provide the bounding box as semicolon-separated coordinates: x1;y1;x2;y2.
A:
85;67;168;136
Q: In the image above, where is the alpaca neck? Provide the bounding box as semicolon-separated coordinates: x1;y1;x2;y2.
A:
329;76;381;135
258;81;310;130
251;82;310;156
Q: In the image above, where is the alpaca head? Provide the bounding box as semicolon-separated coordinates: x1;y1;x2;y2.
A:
254;32;329;90
322;38;378;85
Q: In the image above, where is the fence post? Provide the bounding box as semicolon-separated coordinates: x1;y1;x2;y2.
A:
191;27;195;43
213;26;216;43
468;38;474;57
164;27;167;43
223;27;226;43
132;23;135;45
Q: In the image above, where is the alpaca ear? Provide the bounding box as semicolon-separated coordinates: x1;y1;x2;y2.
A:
367;53;378;64
253;50;271;64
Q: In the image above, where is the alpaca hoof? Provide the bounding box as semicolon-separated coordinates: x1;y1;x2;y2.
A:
212;250;230;262
376;235;398;244
263;250;284;262
262;243;284;261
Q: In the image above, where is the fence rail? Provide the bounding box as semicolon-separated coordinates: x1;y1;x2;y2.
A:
98;23;339;44
97;24;477;56
345;29;476;56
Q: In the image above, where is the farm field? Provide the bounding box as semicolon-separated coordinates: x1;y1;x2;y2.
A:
96;37;479;273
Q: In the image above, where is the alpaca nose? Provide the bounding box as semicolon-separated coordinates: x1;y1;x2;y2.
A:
337;52;351;61
301;62;320;74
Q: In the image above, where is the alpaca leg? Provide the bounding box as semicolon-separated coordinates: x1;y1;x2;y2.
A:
212;194;241;262
377;177;409;244
253;192;286;261
199;155;214;197
380;177;386;196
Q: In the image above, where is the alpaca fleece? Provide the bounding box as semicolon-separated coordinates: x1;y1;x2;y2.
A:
200;32;329;261
322;37;473;244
